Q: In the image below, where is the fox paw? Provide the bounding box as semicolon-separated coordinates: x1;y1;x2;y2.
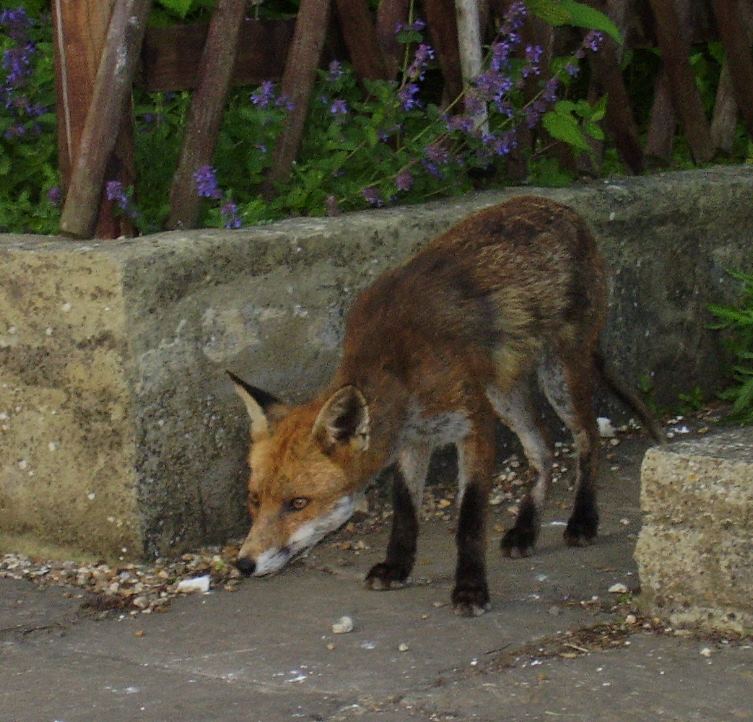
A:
500;526;536;558
452;583;490;617
364;562;410;591
563;512;598;547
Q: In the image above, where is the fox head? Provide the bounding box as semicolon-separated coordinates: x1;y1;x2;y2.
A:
228;372;372;577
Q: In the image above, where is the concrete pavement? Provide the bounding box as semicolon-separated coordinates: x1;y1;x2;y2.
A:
2;436;752;721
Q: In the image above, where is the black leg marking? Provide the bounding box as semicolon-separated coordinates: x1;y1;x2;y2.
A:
452;484;490;616
365;469;418;590
500;495;539;558
564;471;599;546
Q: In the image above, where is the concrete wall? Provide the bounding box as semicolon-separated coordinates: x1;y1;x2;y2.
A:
1;166;752;559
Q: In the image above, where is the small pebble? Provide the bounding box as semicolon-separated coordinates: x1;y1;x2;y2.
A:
398;642;409;652
326;642;335;651
177;575;211;594
700;647;712;658
332;616;354;634
625;614;637;625
608;583;628;594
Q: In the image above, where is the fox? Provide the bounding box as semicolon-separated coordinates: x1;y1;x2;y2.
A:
228;196;663;616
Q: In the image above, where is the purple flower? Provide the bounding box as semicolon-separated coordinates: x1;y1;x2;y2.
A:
565;63;580;78
193;165;222;199
474;68;513;102
398;83;421;111
522;44;543;78
407;43;435;81
47;186;62;206
105;180;139;219
503;1;527;33
542;77;560;104
250;80;277;109
0;9;31;43
105;180;128;207
362;187;383;207
446;114;475;134
585;31;604;52
487;130;517;156
330;98;348;115
576;31;605;60
221;202;242;229
395;18;426;34
395;170;413;192
422;144;451;178
525;106;541;129
327;60;343;81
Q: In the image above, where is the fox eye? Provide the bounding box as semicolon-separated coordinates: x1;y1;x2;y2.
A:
288;497;309;512
249;492;260;507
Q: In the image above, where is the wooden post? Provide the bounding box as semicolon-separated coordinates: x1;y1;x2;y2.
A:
712;0;753;139
167;0;247;230
588;0;644;174
424;0;463;103
59;0;151;239
263;0;332;196
334;0;389;80
646;0;714;163
376;0;410;77
455;0;488;133
52;0;136;238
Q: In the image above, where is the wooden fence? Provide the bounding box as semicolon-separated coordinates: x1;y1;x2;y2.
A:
50;0;753;239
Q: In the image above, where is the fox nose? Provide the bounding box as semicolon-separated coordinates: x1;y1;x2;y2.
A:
236;557;256;577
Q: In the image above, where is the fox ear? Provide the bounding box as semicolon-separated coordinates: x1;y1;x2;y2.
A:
227;371;287;439
313;385;370;452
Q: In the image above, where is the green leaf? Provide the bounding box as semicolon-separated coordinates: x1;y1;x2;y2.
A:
156;0;194;19
542;105;591;152
528;0;571;25
560;0;622;44
531;0;622;45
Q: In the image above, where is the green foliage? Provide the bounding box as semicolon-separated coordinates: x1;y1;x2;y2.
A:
0;8;59;233
1;1;752;235
542;96;606;154
709;270;753;424
677;386;705;415
529;0;622;44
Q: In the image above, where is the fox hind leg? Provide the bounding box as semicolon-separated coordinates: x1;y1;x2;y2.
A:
537;347;600;546
488;379;554;558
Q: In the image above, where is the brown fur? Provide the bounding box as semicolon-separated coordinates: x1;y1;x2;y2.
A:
230;196;652;615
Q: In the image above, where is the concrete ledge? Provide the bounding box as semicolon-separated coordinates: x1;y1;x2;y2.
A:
2;166;753;559
635;427;753;633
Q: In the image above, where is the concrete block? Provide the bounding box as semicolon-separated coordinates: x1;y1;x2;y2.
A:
2;166;753;559
636;427;753;632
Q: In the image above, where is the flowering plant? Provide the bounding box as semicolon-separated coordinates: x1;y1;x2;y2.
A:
1;0;621;233
0;3;58;233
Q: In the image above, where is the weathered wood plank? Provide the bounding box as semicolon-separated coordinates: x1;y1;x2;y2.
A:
334;0;389;80
647;0;714;163
712;0;753;139
59;0;151;239
455;0;488;133
139;18;295;91
424;0;463;102
167;0;246;230
710;0;753;153
588;0;644;173
376;0;410;77
52;0;135;237
263;0;332;195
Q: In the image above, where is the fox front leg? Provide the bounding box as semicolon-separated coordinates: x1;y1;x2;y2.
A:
365;444;429;590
